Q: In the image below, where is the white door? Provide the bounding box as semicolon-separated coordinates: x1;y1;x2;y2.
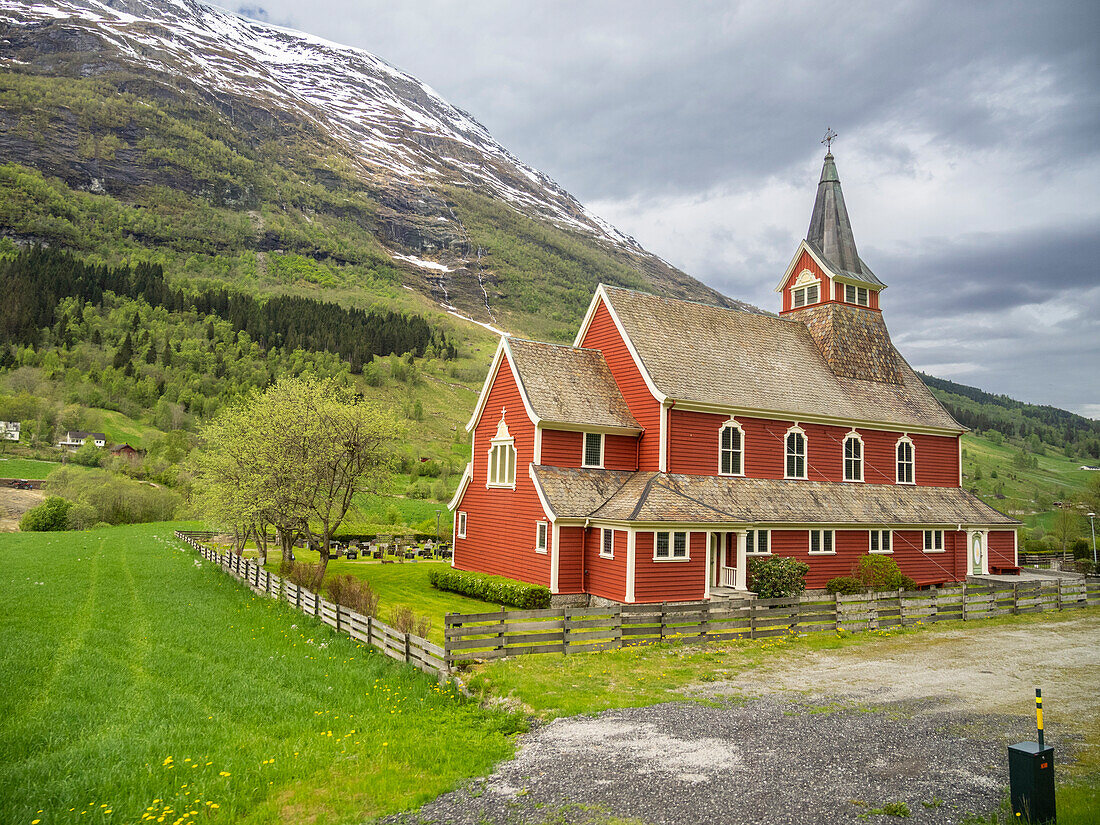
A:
970;532;986;576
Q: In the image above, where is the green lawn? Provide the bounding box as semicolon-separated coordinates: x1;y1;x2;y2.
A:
264;553;505;643
78;408;163;448
0;457;59;479
0;523;520;825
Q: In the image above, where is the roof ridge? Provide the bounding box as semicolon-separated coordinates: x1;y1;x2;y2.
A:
627;472;662;520
602;283;773;317
508;336;603;354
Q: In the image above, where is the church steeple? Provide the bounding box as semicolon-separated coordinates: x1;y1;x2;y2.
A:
805;151;881;286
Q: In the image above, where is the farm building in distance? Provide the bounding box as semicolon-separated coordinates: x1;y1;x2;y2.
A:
449;151;1019;604
1;420;18;441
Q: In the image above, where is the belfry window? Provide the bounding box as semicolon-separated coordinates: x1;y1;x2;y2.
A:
844;284;869;306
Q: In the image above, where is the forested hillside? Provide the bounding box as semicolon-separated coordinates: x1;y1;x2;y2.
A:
921;372;1100;460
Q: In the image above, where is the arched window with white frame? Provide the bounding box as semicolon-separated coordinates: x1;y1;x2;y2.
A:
843;430;864;482
718;418;744;476
487;413;516;488
896;436;915;484
785;425;807;479
790;269;821;308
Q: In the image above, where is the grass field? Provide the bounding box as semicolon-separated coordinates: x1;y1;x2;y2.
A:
0;523;520;825
263;553;504;643
0;457;60;479
961;432;1094;527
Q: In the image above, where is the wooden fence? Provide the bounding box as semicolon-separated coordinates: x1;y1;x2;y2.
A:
175;531;447;677
444;579;1100;664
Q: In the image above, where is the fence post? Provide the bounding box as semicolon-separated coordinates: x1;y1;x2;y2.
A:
335;604;342;634
562;606;571;655
961;583;967;621
929;588;938;623
660;603;668;642
835;593;842;630
1012;582;1019;615
1056;579;1063;611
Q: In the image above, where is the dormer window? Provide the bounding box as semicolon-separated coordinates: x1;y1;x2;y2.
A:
844;284;869;306
790;270;821;308
487;413;516;488
582;432;604;468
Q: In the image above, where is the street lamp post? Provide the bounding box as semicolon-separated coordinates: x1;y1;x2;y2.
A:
1089;512;1097;566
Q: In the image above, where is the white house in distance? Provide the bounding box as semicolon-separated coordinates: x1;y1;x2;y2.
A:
1;421;18;442
57;430;107;450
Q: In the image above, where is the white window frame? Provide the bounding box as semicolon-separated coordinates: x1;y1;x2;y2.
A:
843;430;864;482
718;418;745;477
896;436;915;485
869;529;892;554
745;529;770;555
844;283;870;306
923;529;945;553
600;527;615;559
785;425;807;480
791;283;820;308
457;511;467;539
487;416;517;489
654;530;689;561
809;529;835;555
582;431;605;468
535;521;548;554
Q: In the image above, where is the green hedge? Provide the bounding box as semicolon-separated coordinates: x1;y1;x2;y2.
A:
428;568;551;609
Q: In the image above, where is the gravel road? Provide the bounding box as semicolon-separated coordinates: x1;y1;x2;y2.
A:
385;613;1099;825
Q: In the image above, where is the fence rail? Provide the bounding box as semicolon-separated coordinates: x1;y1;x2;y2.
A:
175;531;446;677
176;531;1099;670
443;578;1100;663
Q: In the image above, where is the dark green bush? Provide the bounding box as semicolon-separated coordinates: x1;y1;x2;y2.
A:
748;556;809;599
19;496;72;531
852;555;917;592
825;576;864;595
428;568;551;609
1071;538;1091;560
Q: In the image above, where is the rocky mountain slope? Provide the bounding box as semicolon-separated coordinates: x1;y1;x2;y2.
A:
0;0;754;336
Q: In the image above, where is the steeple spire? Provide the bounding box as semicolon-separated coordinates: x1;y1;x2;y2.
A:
806;150;867;280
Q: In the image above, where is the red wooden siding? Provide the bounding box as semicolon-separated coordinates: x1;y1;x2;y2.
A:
557;526;585;594
987;530;1017;568
779;250;833;312
633;531;706;603
452;353;551;587
583;527;627;601
580;299;661;470
893;530;961;585
540;428;638;470
767;528;966;589
669;409;960;488
911;434;960;487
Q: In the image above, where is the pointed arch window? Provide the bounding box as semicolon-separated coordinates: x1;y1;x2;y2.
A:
487;413;516;489
896;436;915;484
718;418;744;476
785;426;807;479
843;430;864;482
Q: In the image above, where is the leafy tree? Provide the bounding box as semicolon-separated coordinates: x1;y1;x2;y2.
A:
112;331;133;369
194;376;400;584
71;440;104;467
1050;509;1082;553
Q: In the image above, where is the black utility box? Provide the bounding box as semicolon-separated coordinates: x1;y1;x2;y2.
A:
1008;741;1055;824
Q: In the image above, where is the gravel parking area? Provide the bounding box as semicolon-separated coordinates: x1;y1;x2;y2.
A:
385;614;1098;825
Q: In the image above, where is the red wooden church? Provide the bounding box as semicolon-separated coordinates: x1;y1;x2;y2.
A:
449;151;1019;604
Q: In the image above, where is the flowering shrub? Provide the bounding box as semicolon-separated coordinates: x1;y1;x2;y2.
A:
748;556;809;598
428;568;551;609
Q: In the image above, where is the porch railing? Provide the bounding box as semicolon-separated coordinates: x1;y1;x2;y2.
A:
720;566;738;588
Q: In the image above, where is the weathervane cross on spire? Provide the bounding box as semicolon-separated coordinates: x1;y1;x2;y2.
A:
821;127;837;153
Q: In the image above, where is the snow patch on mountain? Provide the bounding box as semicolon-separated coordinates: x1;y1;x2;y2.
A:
0;0;641;253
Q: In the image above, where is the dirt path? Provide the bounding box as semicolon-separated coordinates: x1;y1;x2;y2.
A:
0;487;45;531
386;614;1100;825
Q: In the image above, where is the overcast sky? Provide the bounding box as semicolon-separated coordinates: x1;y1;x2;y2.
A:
228;0;1100;418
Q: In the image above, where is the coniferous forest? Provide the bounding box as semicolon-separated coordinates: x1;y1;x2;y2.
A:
0;247;455;369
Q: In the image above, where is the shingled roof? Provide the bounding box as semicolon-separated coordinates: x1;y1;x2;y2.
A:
600;285;962;432
507;338;641;430
531;466;1018;527
806;153;884;288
